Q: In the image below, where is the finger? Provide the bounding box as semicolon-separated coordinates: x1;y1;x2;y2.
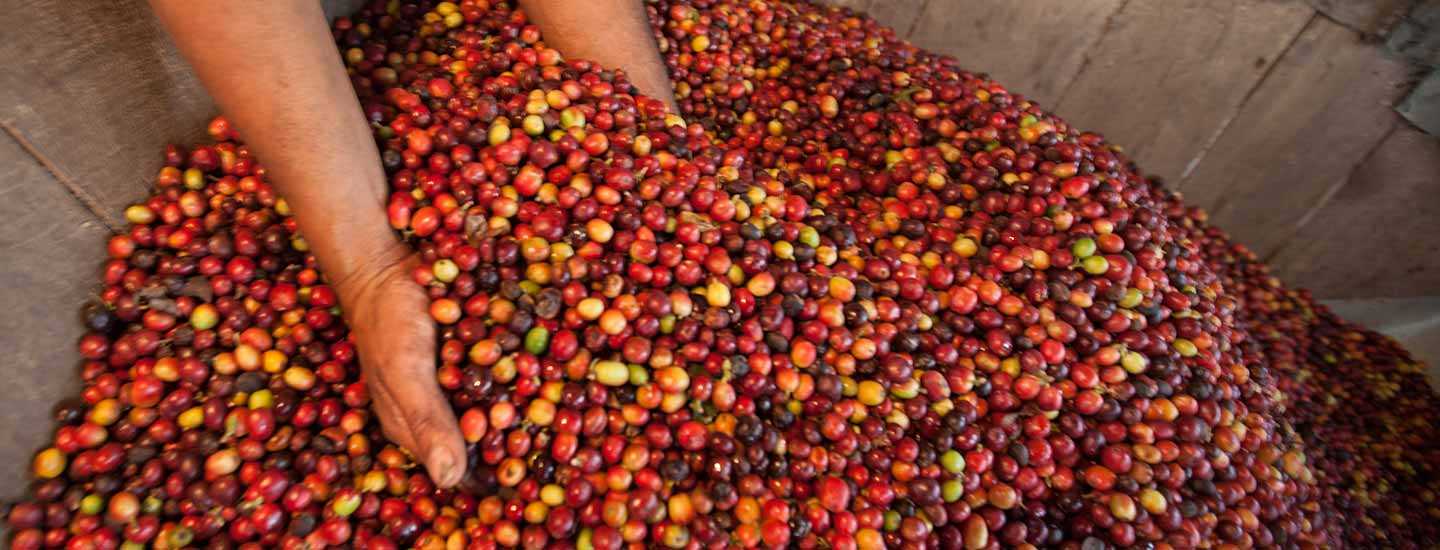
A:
407;394;467;488
375;354;467;488
372;391;419;455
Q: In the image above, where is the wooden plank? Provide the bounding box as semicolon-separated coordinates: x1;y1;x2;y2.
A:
1307;0;1414;35
907;0;1127;105
1177;18;1408;256
1270;127;1440;299
820;0;928;37
0;133;109;503
826;0;876;12
1397;69;1440;134
865;0;929;37
0;0;217;228
1054;0;1313;180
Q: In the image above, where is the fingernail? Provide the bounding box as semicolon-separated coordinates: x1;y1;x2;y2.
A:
426;448;455;485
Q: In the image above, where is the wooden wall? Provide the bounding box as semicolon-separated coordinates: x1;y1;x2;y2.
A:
833;0;1439;299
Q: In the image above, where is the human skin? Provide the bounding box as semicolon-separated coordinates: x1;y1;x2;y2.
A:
148;0;677;487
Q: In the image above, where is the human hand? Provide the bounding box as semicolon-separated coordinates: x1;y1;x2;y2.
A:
149;0;470;490
335;246;466;488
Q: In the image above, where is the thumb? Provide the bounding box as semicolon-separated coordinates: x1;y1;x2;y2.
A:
373;346;468;488
400;381;467;488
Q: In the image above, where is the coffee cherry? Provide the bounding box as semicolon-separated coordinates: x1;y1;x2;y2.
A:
9;2;1439;549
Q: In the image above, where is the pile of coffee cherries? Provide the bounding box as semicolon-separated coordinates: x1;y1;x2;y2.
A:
1189;209;1440;547
7;0;1439;548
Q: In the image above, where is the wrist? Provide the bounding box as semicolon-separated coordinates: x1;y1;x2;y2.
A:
329;236;414;309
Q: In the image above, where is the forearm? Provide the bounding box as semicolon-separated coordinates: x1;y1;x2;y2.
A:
149;1;401;299
151;0;675;292
519;0;678;112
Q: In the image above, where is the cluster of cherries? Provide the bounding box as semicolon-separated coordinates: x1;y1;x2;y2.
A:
7;0;1439;548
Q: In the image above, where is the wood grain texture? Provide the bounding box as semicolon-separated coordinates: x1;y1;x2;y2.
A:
1054;0;1313;180
1271;127;1440;298
907;0;1127;105
0;135;109;502
0;0;218;228
840;0;929;37
1307;0;1414;35
1177;18;1409;256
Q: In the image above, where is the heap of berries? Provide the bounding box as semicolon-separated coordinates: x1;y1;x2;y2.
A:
7;0;1439;548
1186;206;1440;547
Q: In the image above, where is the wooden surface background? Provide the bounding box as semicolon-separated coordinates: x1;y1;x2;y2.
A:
1;0;1436;500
